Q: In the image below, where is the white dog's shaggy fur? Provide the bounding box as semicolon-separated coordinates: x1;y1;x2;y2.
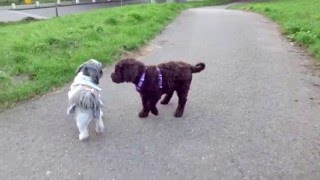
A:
67;59;104;140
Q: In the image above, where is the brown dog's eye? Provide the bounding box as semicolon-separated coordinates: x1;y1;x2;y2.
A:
116;66;121;73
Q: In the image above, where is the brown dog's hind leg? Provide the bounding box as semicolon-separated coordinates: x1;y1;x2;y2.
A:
174;85;190;117
161;91;174;105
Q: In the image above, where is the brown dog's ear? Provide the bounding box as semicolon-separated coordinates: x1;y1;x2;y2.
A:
123;66;138;82
122;59;144;82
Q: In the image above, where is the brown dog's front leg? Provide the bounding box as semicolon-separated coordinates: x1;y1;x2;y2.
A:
150;97;160;116
139;110;149;118
139;95;149;118
150;106;158;116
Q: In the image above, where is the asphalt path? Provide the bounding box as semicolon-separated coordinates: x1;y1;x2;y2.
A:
0;0;147;22
1;5;320;179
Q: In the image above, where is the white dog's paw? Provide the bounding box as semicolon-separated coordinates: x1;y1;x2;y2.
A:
95;120;104;134
95;125;104;134
79;132;89;140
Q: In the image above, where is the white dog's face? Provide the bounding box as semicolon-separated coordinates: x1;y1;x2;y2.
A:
77;59;103;84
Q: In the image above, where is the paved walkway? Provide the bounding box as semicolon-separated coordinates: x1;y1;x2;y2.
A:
0;0;147;22
0;10;48;21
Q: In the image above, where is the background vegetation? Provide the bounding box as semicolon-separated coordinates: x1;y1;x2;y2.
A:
235;0;320;60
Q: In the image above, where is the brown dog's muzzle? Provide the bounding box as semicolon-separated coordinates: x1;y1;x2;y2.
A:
111;72;122;83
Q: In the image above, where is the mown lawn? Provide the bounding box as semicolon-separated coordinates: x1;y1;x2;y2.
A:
235;0;320;59
0;0;230;110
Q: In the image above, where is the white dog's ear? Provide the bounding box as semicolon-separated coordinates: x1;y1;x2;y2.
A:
99;69;103;78
76;63;85;74
67;104;76;115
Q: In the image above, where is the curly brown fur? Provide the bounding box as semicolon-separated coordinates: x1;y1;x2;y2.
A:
111;58;205;118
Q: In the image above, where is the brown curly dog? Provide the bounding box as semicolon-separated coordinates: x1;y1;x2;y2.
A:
111;58;205;118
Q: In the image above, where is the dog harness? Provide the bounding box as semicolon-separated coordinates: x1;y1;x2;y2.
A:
136;67;163;92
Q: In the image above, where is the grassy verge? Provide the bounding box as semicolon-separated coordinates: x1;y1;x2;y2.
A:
0;0;229;110
234;0;320;59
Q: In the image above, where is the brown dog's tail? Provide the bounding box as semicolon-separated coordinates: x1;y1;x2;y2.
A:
191;63;205;73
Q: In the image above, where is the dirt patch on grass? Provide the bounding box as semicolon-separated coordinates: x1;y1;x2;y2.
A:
121;43;162;60
12;74;29;85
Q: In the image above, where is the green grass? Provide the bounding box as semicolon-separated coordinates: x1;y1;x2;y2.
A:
0;0;229;110
235;0;320;59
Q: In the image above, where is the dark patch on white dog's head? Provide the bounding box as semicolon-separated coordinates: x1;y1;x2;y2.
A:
77;59;103;84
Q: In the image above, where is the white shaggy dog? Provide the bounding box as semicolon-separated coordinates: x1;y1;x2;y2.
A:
67;59;104;140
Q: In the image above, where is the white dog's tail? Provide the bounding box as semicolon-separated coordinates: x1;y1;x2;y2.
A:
78;91;101;118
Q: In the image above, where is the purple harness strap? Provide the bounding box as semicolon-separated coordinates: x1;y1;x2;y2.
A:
136;67;163;92
157;67;163;89
136;72;145;91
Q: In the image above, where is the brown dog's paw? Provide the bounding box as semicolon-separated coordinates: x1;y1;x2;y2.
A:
139;110;149;118
174;110;183;118
160;99;169;105
150;107;158;116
